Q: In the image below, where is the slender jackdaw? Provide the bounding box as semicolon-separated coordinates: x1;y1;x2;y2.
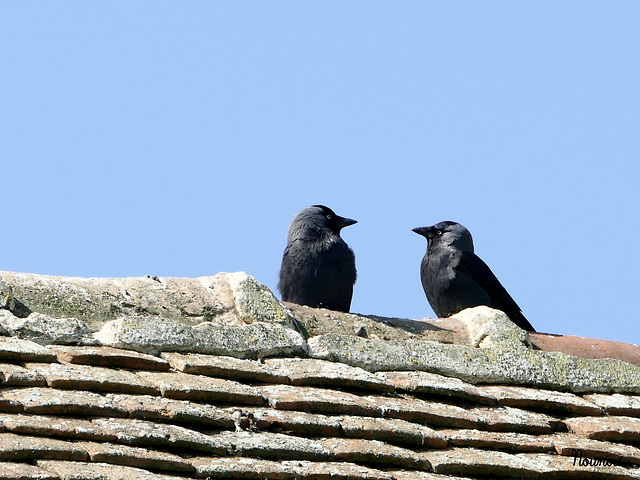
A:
278;205;357;312
412;221;535;331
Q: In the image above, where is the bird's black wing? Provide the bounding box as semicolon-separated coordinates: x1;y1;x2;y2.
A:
458;250;535;331
278;241;320;306
314;240;356;312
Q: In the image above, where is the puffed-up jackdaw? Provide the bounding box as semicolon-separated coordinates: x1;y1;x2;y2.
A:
412;221;535;331
278;205;357;312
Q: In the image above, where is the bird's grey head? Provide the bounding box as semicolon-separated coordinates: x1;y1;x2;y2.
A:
412;221;474;252
287;205;357;243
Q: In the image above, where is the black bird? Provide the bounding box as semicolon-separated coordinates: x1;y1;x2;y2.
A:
412;221;535;331
278;205;357;312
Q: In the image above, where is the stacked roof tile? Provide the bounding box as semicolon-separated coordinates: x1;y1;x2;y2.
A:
0;271;639;479
1;339;639;479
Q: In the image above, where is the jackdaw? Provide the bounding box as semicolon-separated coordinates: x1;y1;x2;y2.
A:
278;205;357;312
412;221;535;331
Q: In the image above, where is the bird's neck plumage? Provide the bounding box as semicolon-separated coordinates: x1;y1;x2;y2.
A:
315;230;342;250
429;239;474;255
428;242;454;256
290;229;341;250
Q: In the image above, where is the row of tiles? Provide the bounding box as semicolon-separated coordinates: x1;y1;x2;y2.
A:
0;430;640;480
2;342;640;418
1;385;640;444
1;342;640;479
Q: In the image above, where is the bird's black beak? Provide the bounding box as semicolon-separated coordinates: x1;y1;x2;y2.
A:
412;226;433;238
337;216;357;229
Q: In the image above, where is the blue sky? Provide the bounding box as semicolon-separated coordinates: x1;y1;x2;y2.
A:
2;2;639;344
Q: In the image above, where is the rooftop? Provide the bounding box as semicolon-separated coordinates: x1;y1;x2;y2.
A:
0;270;638;479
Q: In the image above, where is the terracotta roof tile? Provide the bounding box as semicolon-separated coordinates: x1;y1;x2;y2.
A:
189;457;397;480
552;433;640;465
584;393;640;417
0;414;116;442
481;385;603;415
222;406;449;448
367;396;480;429
211;430;330;461
107;393;234;429
76;441;195;473
51;346;170;371
378;371;497;405
260;385;478;429
162;353;290;383
429;448;640;478
88;417;227;453
24;363;159;395
565;416;640;443
202;432;434;471
438;429;556;453
424;447;543;478
387;471;473;480
162;355;396;393
0;338;57;363
241;407;343;436
336;415;447;448
515;453;640;479
0;414;226;454
262;358;395;392
0;432;88;462
0;363;47;387
468;405;564;433
0;387;127;417
36;460;187;480
318;437;431;469
259;384;381;416
135;371;265;404
0;386;26;414
0;462;58;480
375;396;563;433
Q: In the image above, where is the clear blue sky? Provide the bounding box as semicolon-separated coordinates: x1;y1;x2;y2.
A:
2;3;638;344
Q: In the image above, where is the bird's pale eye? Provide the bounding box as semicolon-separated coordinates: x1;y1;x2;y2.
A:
326;214;332;220
437;229;443;236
